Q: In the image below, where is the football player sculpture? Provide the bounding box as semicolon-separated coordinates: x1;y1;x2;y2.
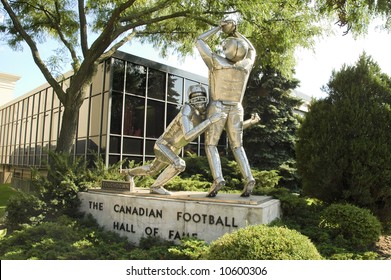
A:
196;19;257;198
125;85;226;195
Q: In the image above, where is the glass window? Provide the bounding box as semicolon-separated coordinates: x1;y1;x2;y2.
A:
109;136;121;153
76;138;86;155
123;95;144;136
109;155;120;166
123;137;143;155
146;100;164;138
125;63;146;96
110;91;123;135
184;143;198;156
167;74;183;104
166;103;181;127
147;69;166;100
145;139;155;156
112;59;125;92
122;156;142;168
88;136;99;153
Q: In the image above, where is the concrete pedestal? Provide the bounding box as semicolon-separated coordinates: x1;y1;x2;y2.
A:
78;188;281;244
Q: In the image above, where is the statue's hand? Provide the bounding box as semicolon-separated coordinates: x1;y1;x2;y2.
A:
210;112;227;123
220;19;236;34
250;113;260;124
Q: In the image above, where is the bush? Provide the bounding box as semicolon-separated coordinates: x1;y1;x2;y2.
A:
0;215;135;260
296;54;391;225
319;203;382;250
207;224;322;260
4;191;45;231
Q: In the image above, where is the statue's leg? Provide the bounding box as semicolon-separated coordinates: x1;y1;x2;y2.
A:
227;104;255;197
205;102;227;197
149;142;185;195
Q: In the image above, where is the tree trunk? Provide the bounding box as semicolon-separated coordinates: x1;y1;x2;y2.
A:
55;102;80;154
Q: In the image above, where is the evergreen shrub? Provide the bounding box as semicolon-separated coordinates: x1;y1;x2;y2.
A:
319;203;382;250
5;191;45;231
296;54;391;224
207;224;322;260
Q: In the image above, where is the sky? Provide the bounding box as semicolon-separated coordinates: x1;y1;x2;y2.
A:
1;21;391;101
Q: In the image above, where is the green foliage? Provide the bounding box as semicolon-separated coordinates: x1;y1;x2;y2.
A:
168;238;210;260
315;0;391;34
296;54;391;225
1;0;321;155
83;154;129;189
128;236;177;260
4;191;46;232
243;68;302;191
31;152;89;219
207;224;322;260
319;203;382;250
0;184;18;223
180;154;280;192
0;215;135;260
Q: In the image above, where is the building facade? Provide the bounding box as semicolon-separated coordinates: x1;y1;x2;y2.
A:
0;51;225;187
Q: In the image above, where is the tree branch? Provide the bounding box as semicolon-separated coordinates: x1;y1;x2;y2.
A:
0;0;67;102
119;0;174;23
99;30;137;63
78;0;88;57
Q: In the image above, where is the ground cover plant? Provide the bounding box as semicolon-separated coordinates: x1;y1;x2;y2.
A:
0;153;389;260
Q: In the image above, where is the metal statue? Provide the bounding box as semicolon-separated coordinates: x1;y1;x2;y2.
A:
125;85;226;195
196;19;257;197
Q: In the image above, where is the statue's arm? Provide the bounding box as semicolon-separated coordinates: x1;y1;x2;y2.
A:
234;30;256;63
181;105;226;142
243;113;260;130
195;26;221;68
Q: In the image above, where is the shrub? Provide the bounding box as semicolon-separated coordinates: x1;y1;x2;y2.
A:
207;224;322;260
4;191;45;231
319;203;382;250
0;215;135;260
168;238;209;260
296;54;391;225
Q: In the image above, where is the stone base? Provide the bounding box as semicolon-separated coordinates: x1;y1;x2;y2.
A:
78;188;281;244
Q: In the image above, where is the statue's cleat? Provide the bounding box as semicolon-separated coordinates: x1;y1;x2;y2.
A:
240;180;256;197
206;180;226;197
150;187;172;195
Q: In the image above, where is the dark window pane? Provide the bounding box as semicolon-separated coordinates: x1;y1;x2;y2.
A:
112;59;125;92
146;100;164;138
76;138;86;154
109;136;121;153
110;91;123;134
88;137;99;152
184;143;198;156
109;155;120;166
148;69;166;100
123;137;143;155
166;103;181;127
167;74;183;104
123;95;144;136
145;140;155;156
122;156;142;168
126;63;146;96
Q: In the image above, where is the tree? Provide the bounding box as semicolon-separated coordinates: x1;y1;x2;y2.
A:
315;0;391;35
296;53;391;224
243;67;303;190
0;0;320;154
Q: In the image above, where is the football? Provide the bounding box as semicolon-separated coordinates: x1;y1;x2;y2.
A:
221;21;236;34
